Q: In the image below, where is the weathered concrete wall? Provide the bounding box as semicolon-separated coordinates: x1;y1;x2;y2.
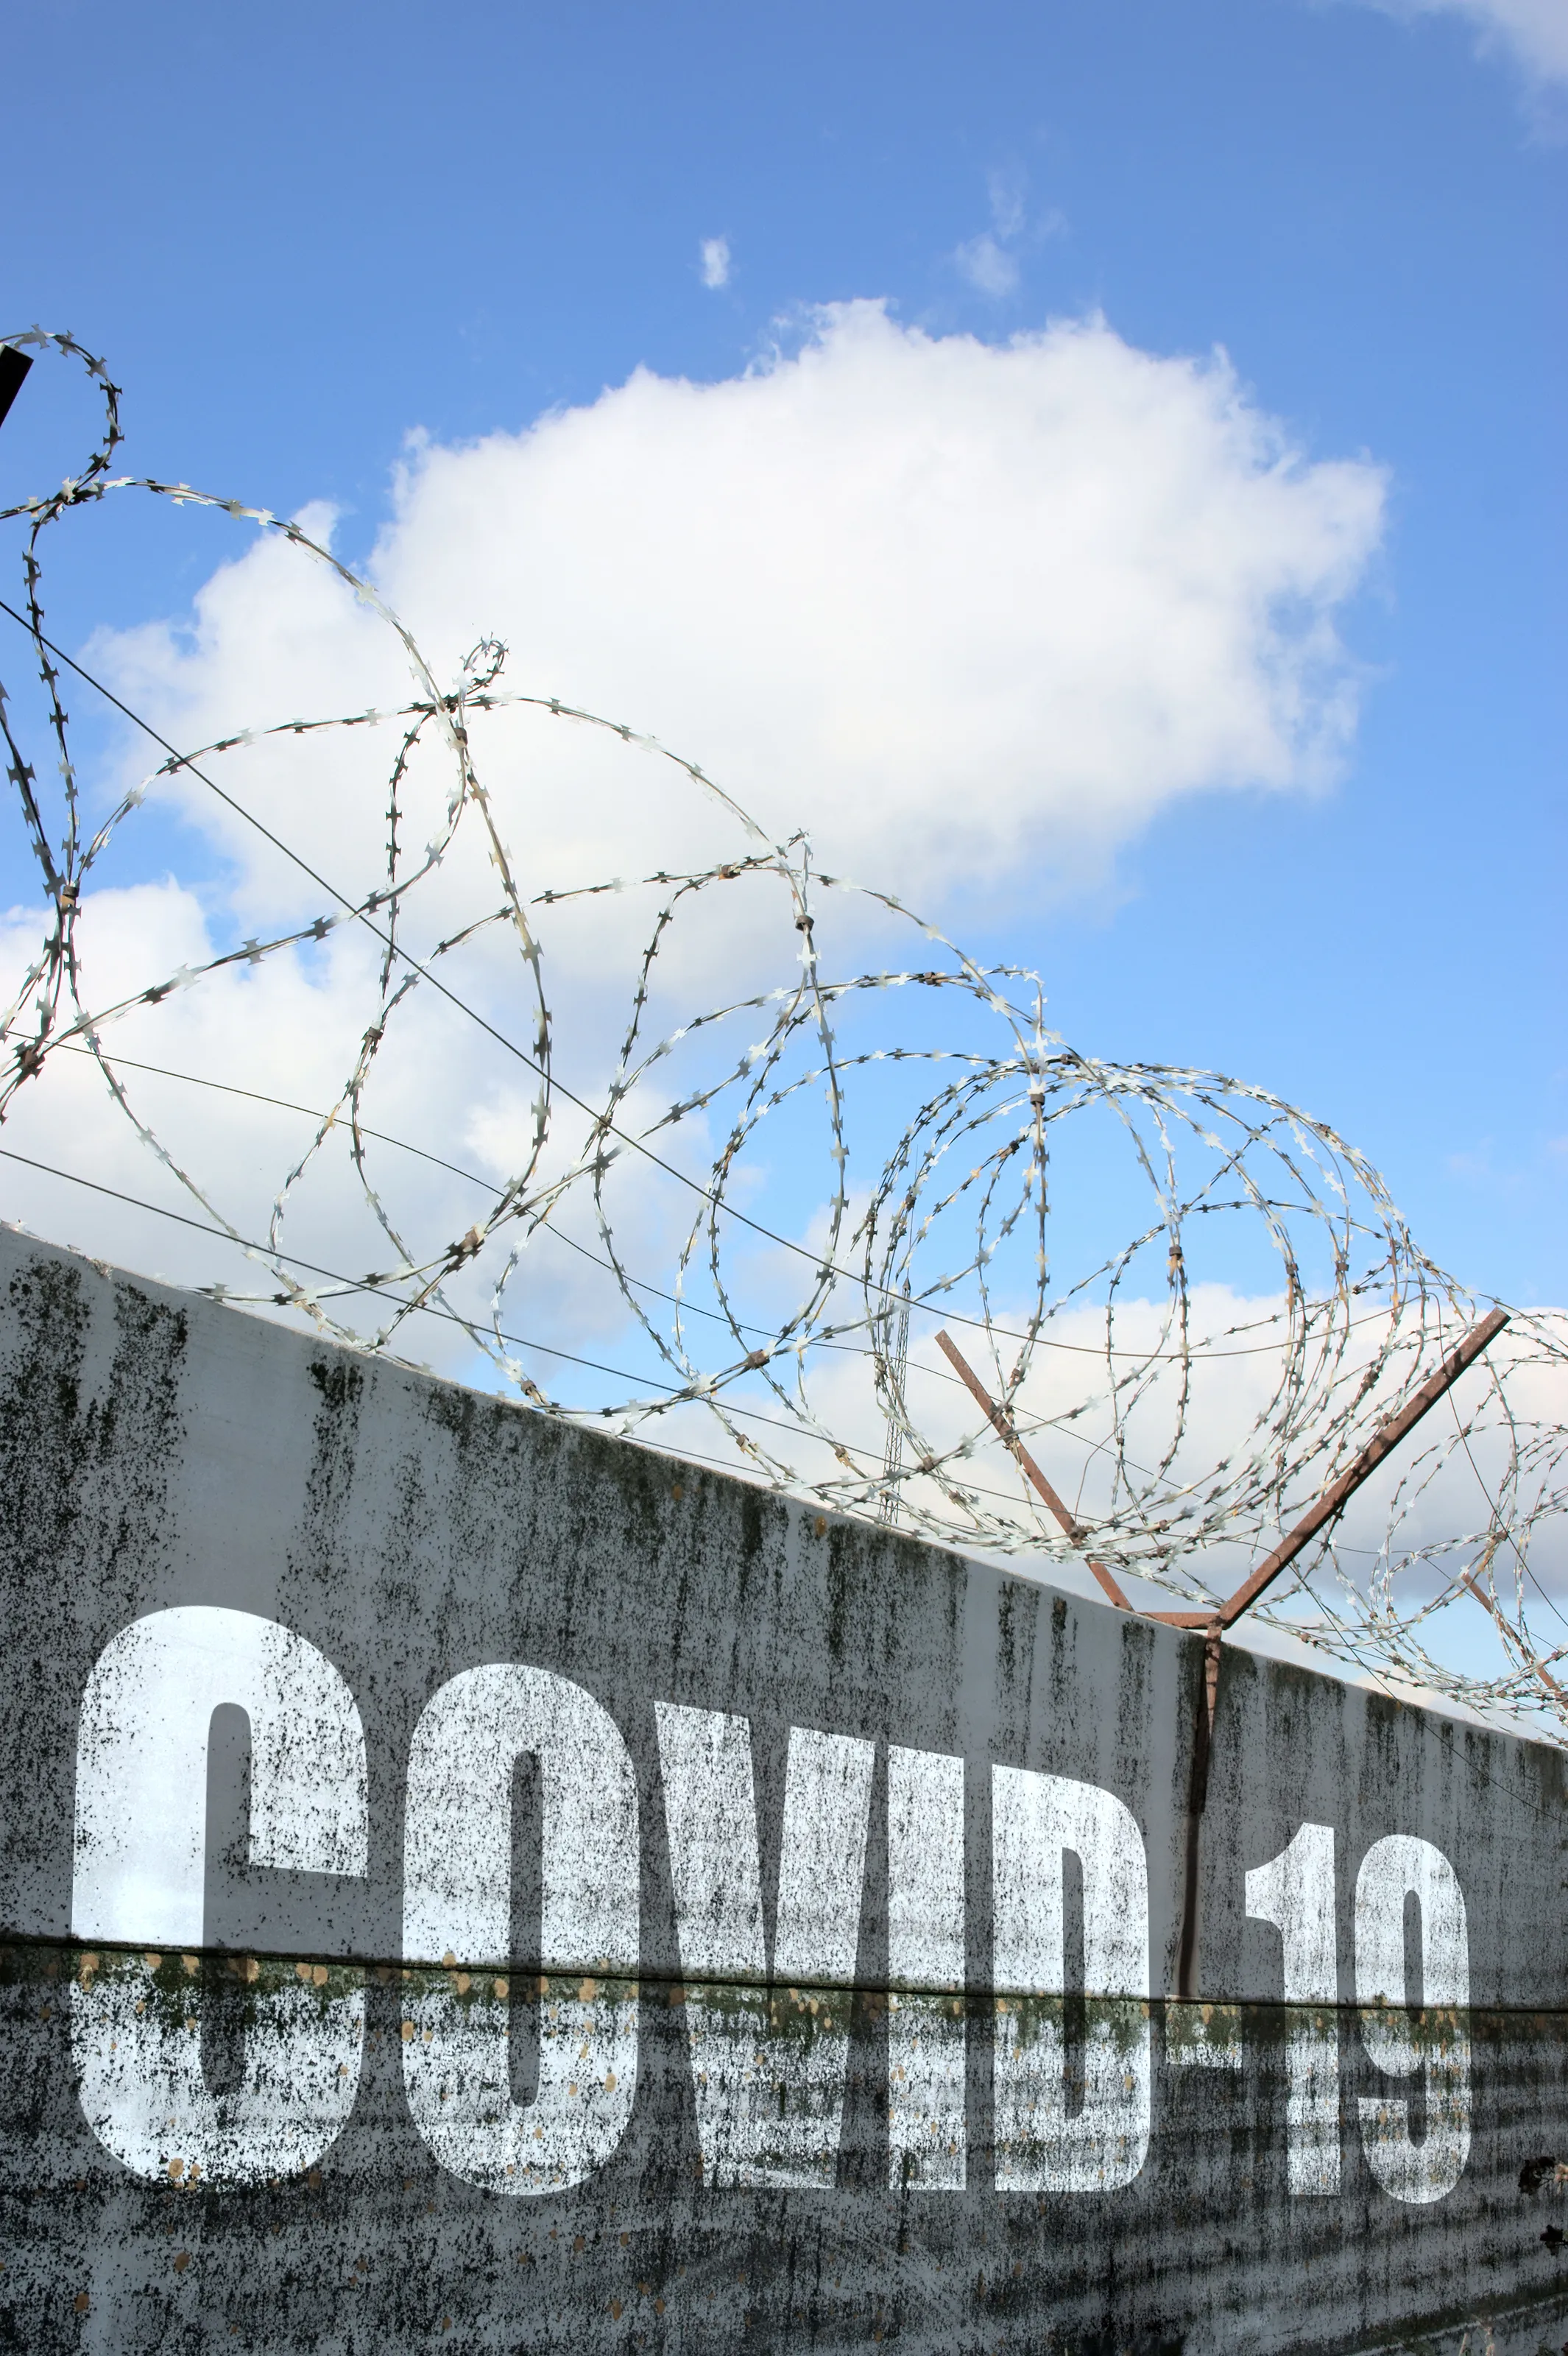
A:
2;1226;1567;2355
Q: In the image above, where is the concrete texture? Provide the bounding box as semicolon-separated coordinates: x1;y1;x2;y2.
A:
1;1226;1567;2353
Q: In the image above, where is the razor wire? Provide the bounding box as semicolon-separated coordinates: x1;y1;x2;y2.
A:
4;325;1566;1735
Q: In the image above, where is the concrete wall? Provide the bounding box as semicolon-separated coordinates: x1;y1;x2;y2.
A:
1;1225;1567;2355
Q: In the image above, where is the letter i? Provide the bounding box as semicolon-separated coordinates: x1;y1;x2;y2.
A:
887;1746;966;2190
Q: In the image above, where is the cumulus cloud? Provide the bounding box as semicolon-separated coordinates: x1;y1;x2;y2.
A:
699;236;731;289
94;303;1385;922
321;300;1383;906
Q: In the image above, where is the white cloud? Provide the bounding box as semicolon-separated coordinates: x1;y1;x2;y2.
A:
699;236;731;289
1358;0;1568;86
953;168;1029;297
99;303;1383;919
328;300;1382;904
953;169;1065;299
953;232;1020;297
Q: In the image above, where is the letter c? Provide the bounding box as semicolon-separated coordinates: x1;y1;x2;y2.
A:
70;1606;368;2186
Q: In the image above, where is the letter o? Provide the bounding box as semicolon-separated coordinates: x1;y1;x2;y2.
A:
401;1662;640;2192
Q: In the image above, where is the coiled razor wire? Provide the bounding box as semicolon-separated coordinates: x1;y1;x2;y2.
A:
4;327;1567;1732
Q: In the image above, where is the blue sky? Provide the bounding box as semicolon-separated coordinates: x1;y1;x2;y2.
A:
1;0;1562;1341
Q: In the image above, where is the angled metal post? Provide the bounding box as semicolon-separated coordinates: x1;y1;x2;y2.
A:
935;1329;1134;1611
1218;1308;1510;1628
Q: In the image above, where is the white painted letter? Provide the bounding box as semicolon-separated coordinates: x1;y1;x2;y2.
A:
401;1662;640;2193
1355;1834;1470;2203
991;1767;1151;2193
1246;1821;1340;2195
888;1744;966;2190
656;1704;874;2187
70;1605;367;2187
